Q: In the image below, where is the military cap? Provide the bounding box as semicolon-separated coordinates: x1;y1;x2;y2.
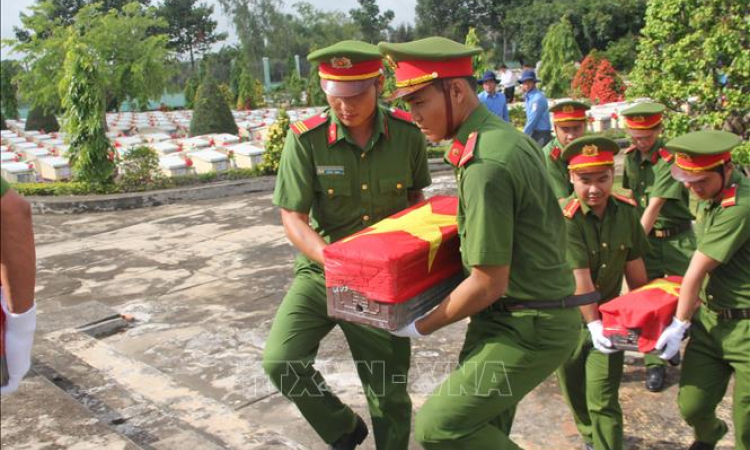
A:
549;100;590;123
377;37;481;99
621;102;665;129
666;130;741;182
562;135;620;172
307;40;383;97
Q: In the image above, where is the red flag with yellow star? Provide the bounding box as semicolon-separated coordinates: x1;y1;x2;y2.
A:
324;196;462;304
600;276;683;353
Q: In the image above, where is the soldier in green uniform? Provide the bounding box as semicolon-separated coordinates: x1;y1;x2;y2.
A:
555;136;650;450
543;100;590;200
261;41;431;450
378;37;585;450
655;130;749;450
621;102;696;392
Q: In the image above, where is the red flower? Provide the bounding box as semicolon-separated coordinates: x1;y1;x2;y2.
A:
107;151;115;161
184;157;193;167
611;113;619;120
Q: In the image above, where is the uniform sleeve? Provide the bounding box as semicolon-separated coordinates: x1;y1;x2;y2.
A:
502;100;510;123
627;207;651;261
546;158;570;200
650;161;685;200
523;95;543;135
698;206;750;263
0;176;10;197
410;131;431;190
461;161;514;266
565;216;591;269
272;130;316;213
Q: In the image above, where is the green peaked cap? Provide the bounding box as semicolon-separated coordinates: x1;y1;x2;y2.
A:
307;40;381;64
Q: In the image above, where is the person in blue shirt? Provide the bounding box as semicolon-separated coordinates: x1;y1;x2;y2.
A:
520;69;552;147
477;70;509;122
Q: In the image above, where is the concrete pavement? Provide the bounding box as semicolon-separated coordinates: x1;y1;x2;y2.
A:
1;172;737;449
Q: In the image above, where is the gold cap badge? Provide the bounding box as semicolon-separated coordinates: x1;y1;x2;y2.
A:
582;145;599;156
330;57;353;69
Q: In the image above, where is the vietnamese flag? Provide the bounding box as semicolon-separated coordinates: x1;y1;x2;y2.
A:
324;196;462;304
600;276;683;353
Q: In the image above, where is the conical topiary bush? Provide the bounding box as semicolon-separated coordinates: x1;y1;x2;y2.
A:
189;75;238;137
0;111;6;130
25;106;60;132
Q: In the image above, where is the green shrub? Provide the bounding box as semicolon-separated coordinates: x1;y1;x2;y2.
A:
218;83;236;109
13;181;120;196
604;35;638;72
118;146;166;191
25;106;60;132
0;111;6;130
260;109;290;174
189;75;239;136
732;141;750;167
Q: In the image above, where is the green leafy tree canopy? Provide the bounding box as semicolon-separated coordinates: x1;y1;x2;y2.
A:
539;16;582;98
349;0;394;43
156;0;227;69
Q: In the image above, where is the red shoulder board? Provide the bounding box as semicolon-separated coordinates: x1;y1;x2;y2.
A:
721;184;738;208
389;108;413;123
658;147;674;163
446;131;478;168
563;198;581;219
290;113;328;135
623;145;636;155
549;146;561;161
327;121;338;145
613;193;637;207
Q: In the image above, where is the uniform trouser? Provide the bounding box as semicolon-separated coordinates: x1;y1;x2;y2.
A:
644;229;697;368
261;270;412;449
557;328;625;450
414;306;581;450
503;87;515;104
678;307;750;449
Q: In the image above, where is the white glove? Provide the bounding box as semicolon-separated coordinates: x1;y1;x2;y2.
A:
655;317;690;361
390;318;426;339
587;320;618;354
1;295;36;396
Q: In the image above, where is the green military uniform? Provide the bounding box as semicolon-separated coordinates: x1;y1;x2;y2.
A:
262;42;431;450
666;131;750;449
555;136;651;450
543;137;572;199
420;103;581;450
621;103;697;373
378;36;580;449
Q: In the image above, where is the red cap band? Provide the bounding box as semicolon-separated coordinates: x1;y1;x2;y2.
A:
318;59;383;81
568;150;615;171
394;57;474;88
675;152;731;172
553;109;587;123
625;113;662;129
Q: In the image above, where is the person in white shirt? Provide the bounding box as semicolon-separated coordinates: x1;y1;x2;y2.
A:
499;64;516;104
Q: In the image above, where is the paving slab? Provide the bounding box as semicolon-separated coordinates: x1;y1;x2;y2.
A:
1;172;739;450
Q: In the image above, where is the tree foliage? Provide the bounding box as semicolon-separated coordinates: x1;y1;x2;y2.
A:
0;112;7;131
25;105;60;132
349;0;394;44
0;61;20;120
306;65;326;107
156;0;227;69
571;51;601;99
189;75;238;137
59;40;115;184
260;108;290;174
464;27;488;78
9;2;172;112
590;59;625;105
629;0;749;139
539;16;581;98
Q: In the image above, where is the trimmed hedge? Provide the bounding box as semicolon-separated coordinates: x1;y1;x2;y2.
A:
25;106;60;132
12;168;262;197
189;75;238;137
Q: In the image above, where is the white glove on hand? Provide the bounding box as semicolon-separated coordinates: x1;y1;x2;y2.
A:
1;295;36;396
390;318;426;339
655;317;690;361
587;320;618;354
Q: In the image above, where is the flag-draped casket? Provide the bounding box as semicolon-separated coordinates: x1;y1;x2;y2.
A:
600;276;682;353
324;196;463;330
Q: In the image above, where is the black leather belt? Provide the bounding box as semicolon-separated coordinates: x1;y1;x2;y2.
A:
492;291;601;312
711;308;750;321
650;222;692;239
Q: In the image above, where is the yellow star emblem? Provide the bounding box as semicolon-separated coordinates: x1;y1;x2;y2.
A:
341;203;456;272
632;278;680;297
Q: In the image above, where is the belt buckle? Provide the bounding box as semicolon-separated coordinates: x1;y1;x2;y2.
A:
654;229;667;238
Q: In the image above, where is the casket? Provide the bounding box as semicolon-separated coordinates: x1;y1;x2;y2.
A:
601;276;682;356
226;143;265;169
324;196;463;330
35;156;72;181
1;162;35;183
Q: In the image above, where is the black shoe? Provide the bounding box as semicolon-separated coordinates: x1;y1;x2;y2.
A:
329;415;368;450
645;365;666;392
688;441;716;450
